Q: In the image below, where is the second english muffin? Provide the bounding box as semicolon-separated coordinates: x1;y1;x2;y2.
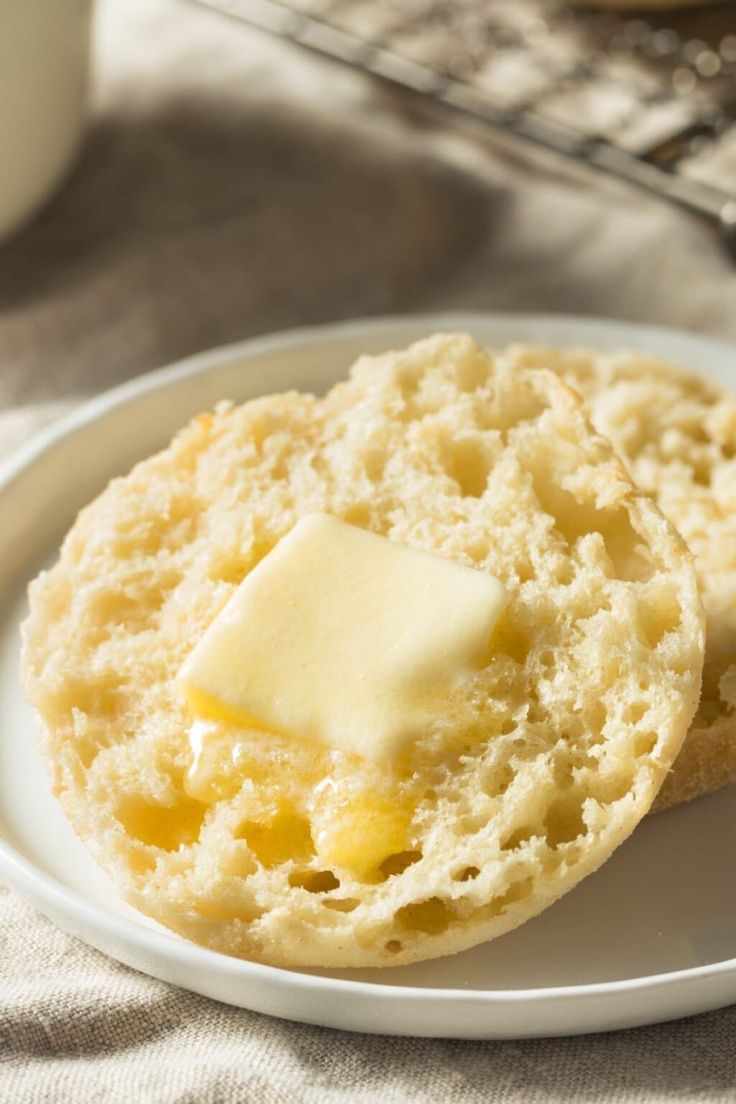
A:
510;344;736;810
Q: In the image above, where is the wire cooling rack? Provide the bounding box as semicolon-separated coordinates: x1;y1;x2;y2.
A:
192;0;736;253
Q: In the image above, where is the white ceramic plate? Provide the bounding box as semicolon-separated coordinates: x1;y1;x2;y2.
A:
2;313;736;1039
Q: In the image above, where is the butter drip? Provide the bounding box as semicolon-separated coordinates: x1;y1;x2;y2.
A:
311;777;416;882
179;514;506;880
184;720;417;882
185;719;248;803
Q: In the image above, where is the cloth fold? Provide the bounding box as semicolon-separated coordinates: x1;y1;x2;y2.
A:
2;0;736;1099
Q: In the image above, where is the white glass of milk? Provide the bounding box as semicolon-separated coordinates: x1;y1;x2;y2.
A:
0;0;93;243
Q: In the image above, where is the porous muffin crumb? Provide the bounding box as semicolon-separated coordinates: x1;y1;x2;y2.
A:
509;344;736;810
22;334;704;967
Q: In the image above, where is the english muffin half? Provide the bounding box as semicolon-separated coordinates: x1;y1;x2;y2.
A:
22;334;704;967
508;344;735;811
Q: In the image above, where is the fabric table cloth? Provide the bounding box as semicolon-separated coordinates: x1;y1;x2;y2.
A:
1;0;736;1099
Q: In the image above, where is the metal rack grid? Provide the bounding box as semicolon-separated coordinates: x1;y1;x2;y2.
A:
193;0;736;254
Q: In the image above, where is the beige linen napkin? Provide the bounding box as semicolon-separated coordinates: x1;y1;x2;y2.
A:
2;0;736;1099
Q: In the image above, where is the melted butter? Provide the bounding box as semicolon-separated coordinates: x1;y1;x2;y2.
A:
186;718;213;784
184;719;327;804
176;514;504;878
185;721;417;882
310;777;415;883
184;719;260;803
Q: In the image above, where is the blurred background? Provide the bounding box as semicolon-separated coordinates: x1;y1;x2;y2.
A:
0;0;734;437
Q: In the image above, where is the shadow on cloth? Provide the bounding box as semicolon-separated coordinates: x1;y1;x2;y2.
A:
7;976;734;1099
279;1002;736;1100
0;987;186;1058
0;92;497;404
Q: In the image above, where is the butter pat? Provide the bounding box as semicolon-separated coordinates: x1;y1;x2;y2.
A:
178;513;508;759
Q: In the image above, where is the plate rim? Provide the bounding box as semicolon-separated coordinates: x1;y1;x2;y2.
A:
2;310;736;1024
3;823;736;1008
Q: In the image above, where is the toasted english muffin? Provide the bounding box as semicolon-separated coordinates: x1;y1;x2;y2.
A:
508;345;736;811
21;334;704;968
